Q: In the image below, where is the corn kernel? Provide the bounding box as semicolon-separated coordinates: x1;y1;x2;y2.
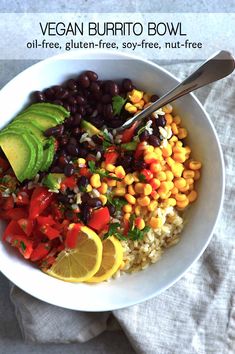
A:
143;184;152;196
171;122;179;135
165;113;173;125
194;170;201;180
184;146;191;155
128;185;135;195
150;162;162;173
175;141;183;147
150;178;161;190
169;135;178;144
99;195;107;205
123;204;133;213
125;194;136;205
173;152;186;163
166;157;175;167
173;115;181;125
124;213;131;221
90;174;101;188
106;163;115;172
135;205;141;216
179;185;190;192
175;193;187;202
188;184;194;191
128;89;143;103
106;173;117;187
156;171;166;181
144;153;159;164
148;200;158;212
178;128;188;139
113;187;126;196
98;182;108;194
134;183;144;194
154;147;163;156
86;184;92;192
189;160;202;170
124;173;135;185
171;162;184;177
162;144;172;158
174;177;187;189
183;170;195;179
165;171;174;181
132;172;140;182
167;197;177;206
114;165;126;179
186;178;194;185
188;190;197;202
162;104;173;114
171;186;178;195
137;196;150;206
143;145;154;153
125;102;138;114
135;217;145;230
143;93;151;103
134;99;145;109
149;217;163;229
77;158;86;166
151;190;160;200
176;198;189;209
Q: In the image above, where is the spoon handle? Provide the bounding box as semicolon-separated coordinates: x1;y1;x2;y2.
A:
119;50;235;131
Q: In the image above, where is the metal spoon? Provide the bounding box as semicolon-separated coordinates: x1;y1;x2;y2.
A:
117;50;235;131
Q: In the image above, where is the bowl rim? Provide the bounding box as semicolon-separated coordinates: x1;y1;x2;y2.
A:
0;50;225;311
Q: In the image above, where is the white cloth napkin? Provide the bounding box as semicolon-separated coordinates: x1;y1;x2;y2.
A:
9;62;235;354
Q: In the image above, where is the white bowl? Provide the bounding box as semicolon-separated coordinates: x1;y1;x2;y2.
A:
0;51;224;311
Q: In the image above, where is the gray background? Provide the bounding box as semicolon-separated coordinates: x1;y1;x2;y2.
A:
0;1;234;354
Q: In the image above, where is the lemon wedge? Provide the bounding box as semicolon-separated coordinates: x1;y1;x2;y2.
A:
87;236;123;283
45;226;102;283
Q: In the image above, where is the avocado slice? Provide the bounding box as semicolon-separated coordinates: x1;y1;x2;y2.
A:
81;120;103;137
42;173;64;190
16;111;58;131
0;132;36;182
40;138;55;172
5;121;46;142
24;103;69;123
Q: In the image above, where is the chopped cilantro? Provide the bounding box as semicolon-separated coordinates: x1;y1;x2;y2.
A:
138;173;146;182
88;161;122;181
107;196;127;211
103;222;127;241
112;95;127;116
127;214;150;241
20;241;26;252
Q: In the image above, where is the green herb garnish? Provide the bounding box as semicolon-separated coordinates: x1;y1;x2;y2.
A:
107;196;127;211
20;241;26;252
138;173;146;182
127;214;150;241
112;95;127;116
88;161;122;181
103;222;126;241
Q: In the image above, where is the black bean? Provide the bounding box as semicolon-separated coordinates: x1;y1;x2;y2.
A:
78;148;88;158
104;80;119;96
134;160;147;171
150;94;159;102
78;73;90;88
80;205;91;224
91;92;102;102
57;193;69;203
75;95;86;105
44;87;55;99
101;94;112;104
58;155;69;167
56;89;69;100
85;106;93;115
68;137;77;146
33;91;46;102
90;81;100;93
66;144;79;156
103;104;113;120
78;106;85;115
107;203;116;216
64;116;74;127
78;176;89;187
92;135;103;145
53;99;64;106
106;117;121;128
67;96;77;105
64;163;75;176
97;103;104;114
71;113;82;127
59;136;69;146
85;70;98;81
66;79;78;90
122;78;133;92
87;198;102;208
89;117;105;129
72;127;81;137
51;166;63;173
44;124;64;138
148;135;161;147
139;130;149;142
81;193;90;203
63;103;71;112
155;116;166;128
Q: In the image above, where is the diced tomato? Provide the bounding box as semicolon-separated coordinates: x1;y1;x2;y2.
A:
134;142;145;159
140;169;153;181
37;215;55;226
87;207;110;232
4;208;28;221
2;220;25;241
50;201;64;221
15;191;30;206
79;167;92;178
123;219;129;236
104;150;119;165
6;234;33;259
65;223;82;248
0;157;10;173
17;218;34;237
61;176;77;189
121;121;139;143
40;225;60;240
30;242;51;262
2;196;14;210
29;187;54;219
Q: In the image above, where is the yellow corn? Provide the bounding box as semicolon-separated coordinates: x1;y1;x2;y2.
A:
134;205;141;216
171;162;184;177
175;193;187;202
183;170;195;179
128;89;144;104
132;172;140;182
167;197;177;206
154;147;163;156
184;146;191;155
162;104;173;114
188;190;198;202
124;213;131;221
186;178;194;185
171;122;179;135
149;217;163;229
174;177;187;189
166;157;175;168
106;174;117;187
128;185;135;196
169;135;178;144
156;171;167;181
123;204;133;213
178;128;188;139
165;113;173;125
176;198;189;209
179;184;190;192
125;102;138;114
151;190;160;200
144;152;159;164
134;183;144;194
148;200;158;212
90;174;101;188
86;184;92;192
105;163;115;172
173;115;181;125
134;99;145;109
77;158;86;166
143;184;153;196
162;144;173;158
113;187;126;197
99;195;107;205
171;186;178;195
165;170;174;181
125;194;136;205
173;152;186;163
135;217;145;230
124;173;135;185
175;141;183;147
137;196;150;207
115;165;126;179
189;160;202;170
150;162;162;174
98;182;108;194
143;145;155;153
194;170;201;180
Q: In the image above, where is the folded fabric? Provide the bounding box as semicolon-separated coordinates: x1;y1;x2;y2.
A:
9;62;235;354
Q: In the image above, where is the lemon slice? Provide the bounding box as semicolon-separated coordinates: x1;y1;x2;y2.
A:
45;226;102;283
87;236;123;283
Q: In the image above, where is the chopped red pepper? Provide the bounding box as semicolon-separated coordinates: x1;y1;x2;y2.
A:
104;149;119;165
18;218;34;237
29;187;54;219
79;167;91;178
87;207;110;232
6;234;33;259
140;169;153;181
15;191;30;206
65;223;82;248
30;242;51;262
2;220;25;241
40;225;60;240
3;207;28;221
2;195;14;210
121;121;139;143
37;215;56;226
61;176;77;189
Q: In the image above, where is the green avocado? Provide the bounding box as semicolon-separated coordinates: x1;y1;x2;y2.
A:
0;132;36;182
24;103;69;123
16;111;58;130
42;173;65;190
5;120;45;142
40;138;55;172
81;120;102;137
